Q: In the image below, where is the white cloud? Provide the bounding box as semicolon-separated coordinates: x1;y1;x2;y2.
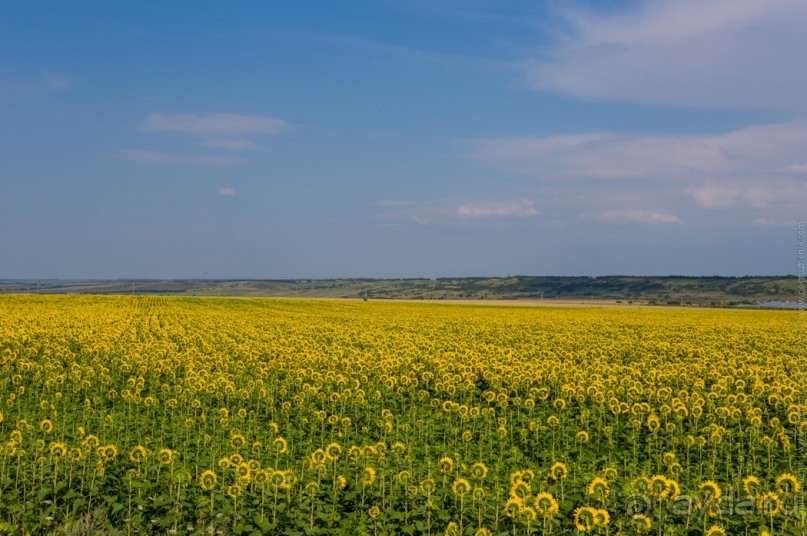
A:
468;123;807;224
525;0;807;112
378;198;540;224
137;113;291;154
202;138;258;151
469;123;807;180
594;210;684;224
457;199;539;218
753;217;794;227
218;187;237;196
0;71;75;97
375;199;415;207
40;72;73;92
115;149;247;165
691;179;807;209
691;183;765;209
141;113;289;136
785;164;807;174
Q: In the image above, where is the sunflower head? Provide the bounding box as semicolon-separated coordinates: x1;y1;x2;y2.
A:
396;469;411;486
438;456;454;474
40;419;53;434
585;476;608;501
99;444;118;461
504;497;523;519
698;480;722;502
334;474;347;490
533;492;559;518
630;514;652;533
519;506;537;525
325;442;342;460
549;462;568;481
602;467;618;482
757;492;781;517
230;433;246;450
270;470;286;488
594;508;610;526
775;473;800;496
226;483;242;499
362;466;377;486
49;442;67;458
452;478;471;497
471;462;488;480
157;448;173;465
649;475;669;498
510;480;531;500
199;469;217;491
253;469;269;485
309;448;327;467
235;462;251;482
420;477;436;495
665;479;681;500
282;469;297;489
273;437;288;455
742;475;761;497
573;506;597;532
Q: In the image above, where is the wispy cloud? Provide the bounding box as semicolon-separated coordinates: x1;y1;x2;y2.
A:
469;123;807;180
690;179;807;210
375;199;415;207
753;217;794;227
136;113;291;155
0;71;75;97
468;123;807;224
593;210;684;225
218;187;237;196
115;149;247;165
119;113;290;165
457;199;539;218
524;0;807;112
202;138;259;151
785;164;807;174
378;197;539;224
141;113;289;136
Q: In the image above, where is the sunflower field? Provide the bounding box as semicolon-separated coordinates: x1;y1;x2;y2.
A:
0;295;804;535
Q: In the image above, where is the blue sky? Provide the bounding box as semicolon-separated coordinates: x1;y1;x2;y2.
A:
1;0;805;279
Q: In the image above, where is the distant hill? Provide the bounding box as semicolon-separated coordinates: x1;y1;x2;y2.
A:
0;276;799;307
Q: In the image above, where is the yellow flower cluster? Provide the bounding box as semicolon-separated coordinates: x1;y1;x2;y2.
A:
0;295;802;534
